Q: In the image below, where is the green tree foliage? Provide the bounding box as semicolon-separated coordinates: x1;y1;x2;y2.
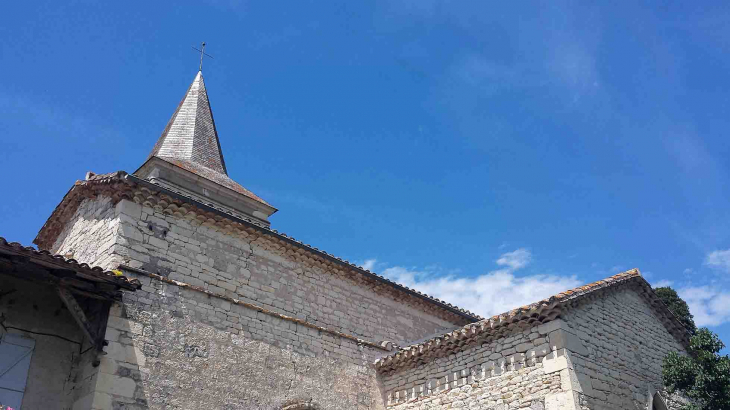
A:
663;328;730;410
654;286;697;334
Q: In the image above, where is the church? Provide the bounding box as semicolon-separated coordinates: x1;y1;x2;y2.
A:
0;70;690;410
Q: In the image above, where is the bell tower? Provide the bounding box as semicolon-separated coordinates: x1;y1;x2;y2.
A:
135;71;276;226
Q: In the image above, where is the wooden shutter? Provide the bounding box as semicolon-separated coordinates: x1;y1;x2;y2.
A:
0;334;35;409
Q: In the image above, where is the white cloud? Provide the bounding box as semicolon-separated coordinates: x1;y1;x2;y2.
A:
359;259;377;272
378;249;581;318
678;286;730;327
496;248;532;270
683;268;694;275
705;249;730;273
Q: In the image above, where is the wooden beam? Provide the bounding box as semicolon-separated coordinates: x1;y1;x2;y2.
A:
68;287;119;302
57;287;98;344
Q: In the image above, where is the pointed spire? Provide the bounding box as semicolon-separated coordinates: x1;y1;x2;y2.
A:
148;71;227;174
139;71;276;220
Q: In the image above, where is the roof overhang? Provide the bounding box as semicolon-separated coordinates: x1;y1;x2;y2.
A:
136;156;276;225
0;237;141;299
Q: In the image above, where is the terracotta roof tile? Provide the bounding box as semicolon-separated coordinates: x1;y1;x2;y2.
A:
374;269;691;372
0;236;141;291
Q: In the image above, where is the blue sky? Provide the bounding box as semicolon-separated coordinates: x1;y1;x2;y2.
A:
1;1;729;346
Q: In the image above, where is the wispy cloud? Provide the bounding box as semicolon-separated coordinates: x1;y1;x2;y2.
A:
496;248;531;270
359;259;377;271
705;249;730;273
678;286;730;327
653;279;674;288
367;248;581;318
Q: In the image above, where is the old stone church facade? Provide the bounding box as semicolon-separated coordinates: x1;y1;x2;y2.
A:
0;71;690;409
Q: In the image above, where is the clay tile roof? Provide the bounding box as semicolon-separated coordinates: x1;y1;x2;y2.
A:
374;269;691;372
0;236;141;291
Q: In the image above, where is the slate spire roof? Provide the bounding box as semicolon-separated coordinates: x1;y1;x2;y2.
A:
148;71;227;174
142;71;273;208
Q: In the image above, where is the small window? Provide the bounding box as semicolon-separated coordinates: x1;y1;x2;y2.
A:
0;334;35;409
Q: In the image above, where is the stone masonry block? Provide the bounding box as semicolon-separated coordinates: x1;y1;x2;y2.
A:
107;316;130;331
90;392;112;410
543;349;572;374
538;319;566;336
545;391;581;410
118;222;144;243
549;329;589;356
115;199;142;219
97;356;118;376
95;372;137;398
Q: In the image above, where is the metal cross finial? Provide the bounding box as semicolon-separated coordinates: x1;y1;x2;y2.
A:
192;42;214;72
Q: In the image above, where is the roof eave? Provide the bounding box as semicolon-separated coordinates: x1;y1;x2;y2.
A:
125;173;480;322
136;156;277;215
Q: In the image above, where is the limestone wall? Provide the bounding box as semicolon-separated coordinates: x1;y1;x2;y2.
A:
379;321;567;409
110;198;467;345
43;195;476;409
93;269;387;409
560;286;687;410
50;196;121;270
377;284;688;410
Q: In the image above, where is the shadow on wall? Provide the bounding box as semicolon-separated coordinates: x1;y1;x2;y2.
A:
0;276;96;409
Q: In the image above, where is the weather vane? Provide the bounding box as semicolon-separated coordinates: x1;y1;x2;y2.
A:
192;42;214;71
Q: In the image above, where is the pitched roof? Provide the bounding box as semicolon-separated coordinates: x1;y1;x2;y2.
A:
149;71;227;174
34;172;482;323
142;71;272;208
0;236;141;292
374;269;692;372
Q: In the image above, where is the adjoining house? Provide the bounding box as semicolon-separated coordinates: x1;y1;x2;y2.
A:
0;238;139;409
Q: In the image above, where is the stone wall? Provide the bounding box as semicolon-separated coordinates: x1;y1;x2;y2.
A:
380;321;566;409
377;284;688;410
109;198;467;345
51;196;121;270
93;269;386;409
559;286;687;410
0;275;87;409
43;195;477;409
